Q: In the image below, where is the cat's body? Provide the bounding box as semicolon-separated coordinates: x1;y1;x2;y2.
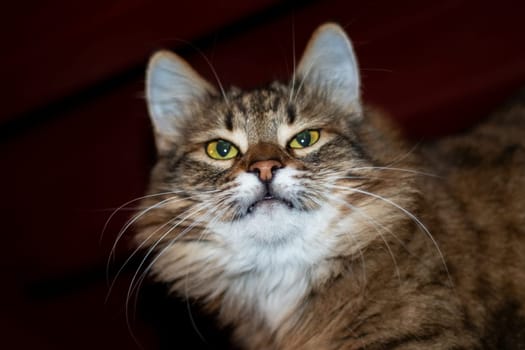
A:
133;23;525;349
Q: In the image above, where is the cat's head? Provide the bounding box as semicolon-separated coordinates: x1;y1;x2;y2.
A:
135;23;415;302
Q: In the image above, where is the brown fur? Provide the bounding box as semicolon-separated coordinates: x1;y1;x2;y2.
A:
221;92;525;350
133;24;525;349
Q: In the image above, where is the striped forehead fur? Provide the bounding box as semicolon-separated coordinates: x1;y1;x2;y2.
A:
169;81;361;152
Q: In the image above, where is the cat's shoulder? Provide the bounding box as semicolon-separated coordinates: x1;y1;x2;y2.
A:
418;88;525;228
422;88;525;172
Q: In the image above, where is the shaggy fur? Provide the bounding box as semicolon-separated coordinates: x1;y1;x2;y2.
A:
132;23;525;349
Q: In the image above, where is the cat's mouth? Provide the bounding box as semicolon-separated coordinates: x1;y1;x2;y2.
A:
247;193;294;214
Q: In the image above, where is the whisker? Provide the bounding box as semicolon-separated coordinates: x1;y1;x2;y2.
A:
107;188;223;276
169;38;230;107
349;166;440;178
107;195;193;279
182;208;228;345
310;196;368;288
127;201;213;297
127;204;226;325
125;203;215;331
384;142;421;168
329;195;401;282
96;207;155;212
328;184;454;288
100;191;185;243
292;53;319;104
130;216;211;311
105;201;204;302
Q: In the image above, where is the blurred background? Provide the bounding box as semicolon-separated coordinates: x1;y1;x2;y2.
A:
1;0;525;348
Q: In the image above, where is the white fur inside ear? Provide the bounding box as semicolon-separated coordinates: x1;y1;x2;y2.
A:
297;23;360;110
146;51;216;136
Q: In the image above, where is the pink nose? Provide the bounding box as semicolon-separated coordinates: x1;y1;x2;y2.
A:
248;160;283;182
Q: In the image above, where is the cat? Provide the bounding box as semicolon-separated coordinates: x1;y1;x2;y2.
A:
132;23;525;349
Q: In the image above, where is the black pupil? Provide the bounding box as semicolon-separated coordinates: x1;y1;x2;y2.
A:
216;140;231;157
297;131;311;147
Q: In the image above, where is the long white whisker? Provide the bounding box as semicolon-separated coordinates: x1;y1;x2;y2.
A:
124;202;215;331
310;196;368;287
292;54;318;104
328;184;453;288
182;207;228;344
384;142;420;167
127;185;233;290
127;204;226;324
107;195;193;279
198;52;230;107
165;38;230;106
108;188;223;272
329;195;401;282
105;200;208;302
349;166;440;178
100;191;184;243
127;201;213;296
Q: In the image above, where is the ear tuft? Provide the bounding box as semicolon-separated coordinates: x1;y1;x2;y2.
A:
296;23;360;111
146;51;216;150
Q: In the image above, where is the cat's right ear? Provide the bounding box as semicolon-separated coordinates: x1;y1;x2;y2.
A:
146;51;217;152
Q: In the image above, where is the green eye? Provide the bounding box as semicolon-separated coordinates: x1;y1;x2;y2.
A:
206;139;239;160
289;130;320;149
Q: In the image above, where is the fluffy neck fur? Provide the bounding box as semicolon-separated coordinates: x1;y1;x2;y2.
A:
136;22;424;345
133;22;525;349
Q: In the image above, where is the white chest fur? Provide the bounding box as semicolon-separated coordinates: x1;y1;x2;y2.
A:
213;203;340;330
153;168;351;330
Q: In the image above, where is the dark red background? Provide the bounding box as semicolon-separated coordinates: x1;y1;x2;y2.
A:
1;1;524;348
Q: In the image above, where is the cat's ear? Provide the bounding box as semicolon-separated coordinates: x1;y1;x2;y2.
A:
296;23;360;111
146;50;217;151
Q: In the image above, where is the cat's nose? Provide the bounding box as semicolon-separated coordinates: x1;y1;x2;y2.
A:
248;160;283;182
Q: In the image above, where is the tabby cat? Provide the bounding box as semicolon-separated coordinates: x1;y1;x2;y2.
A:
133;23;525;349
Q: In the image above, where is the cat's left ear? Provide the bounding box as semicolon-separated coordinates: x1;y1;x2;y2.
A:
296;23;361;112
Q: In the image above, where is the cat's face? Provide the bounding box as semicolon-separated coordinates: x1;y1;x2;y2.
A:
145;84;369;273
134;24;413;308
154;82;364;235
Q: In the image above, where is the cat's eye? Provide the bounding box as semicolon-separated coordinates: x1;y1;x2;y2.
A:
206;139;239;160
288;130;320;149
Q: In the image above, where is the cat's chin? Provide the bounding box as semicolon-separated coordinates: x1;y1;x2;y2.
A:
246;197;294;215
